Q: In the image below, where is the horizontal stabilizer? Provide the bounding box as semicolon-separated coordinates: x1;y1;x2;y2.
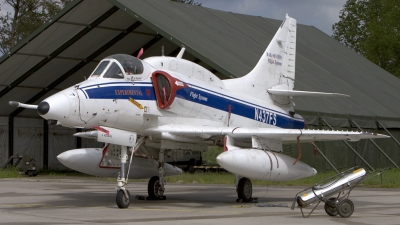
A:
267;89;350;97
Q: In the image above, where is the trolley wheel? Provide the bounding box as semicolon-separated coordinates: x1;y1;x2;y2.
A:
237;177;252;200
337;199;354;218
116;189;130;209
324;198;338;216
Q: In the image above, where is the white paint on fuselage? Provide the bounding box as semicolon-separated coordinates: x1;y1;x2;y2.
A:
40;56;303;132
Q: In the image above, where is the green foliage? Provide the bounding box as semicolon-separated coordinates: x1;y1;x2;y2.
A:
164;172;233;184
0;167;21;178
137;168;400;188
39;169;86;176
333;0;400;78
0;0;73;54
202;146;223;164
2;167;398;188
362;168;400;188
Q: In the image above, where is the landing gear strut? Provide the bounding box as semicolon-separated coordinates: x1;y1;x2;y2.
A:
146;149;167;200
114;136;147;208
116;146;130;208
135;149;167;201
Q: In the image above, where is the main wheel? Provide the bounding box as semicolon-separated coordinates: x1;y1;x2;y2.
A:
337;199;354;218
148;176;162;198
116;189;130;209
324;198;339;216
237;177;252;200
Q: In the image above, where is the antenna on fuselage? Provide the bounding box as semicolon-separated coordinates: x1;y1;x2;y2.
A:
161;46;164;56
176;46;185;59
136;48;144;59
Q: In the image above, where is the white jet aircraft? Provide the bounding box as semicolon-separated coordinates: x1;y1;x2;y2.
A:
10;15;388;208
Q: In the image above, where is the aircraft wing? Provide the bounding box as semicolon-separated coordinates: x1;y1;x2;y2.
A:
267;89;350;97
144;124;389;142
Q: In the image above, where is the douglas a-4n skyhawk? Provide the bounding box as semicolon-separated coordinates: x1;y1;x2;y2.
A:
11;15;388;208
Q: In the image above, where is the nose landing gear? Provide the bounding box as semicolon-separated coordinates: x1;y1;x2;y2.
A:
115;136;170;208
116;145;130;209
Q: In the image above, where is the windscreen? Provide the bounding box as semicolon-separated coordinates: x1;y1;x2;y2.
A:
91;60;110;76
103;62;124;79
107;54;144;75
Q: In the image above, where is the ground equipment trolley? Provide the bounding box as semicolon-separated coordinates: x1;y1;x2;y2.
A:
291;167;384;218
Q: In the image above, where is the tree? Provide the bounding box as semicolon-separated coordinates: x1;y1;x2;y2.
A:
171;0;202;6
332;0;400;78
0;0;72;55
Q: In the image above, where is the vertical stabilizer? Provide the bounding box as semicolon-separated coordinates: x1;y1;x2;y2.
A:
223;15;297;104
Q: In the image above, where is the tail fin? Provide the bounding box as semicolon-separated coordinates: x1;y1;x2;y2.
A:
224;15;297;104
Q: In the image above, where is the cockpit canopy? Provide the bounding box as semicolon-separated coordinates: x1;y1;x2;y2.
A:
90;54;144;79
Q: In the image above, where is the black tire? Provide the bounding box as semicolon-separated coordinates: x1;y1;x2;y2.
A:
188;165;195;174
324;198;338;216
337;199;354;218
187;159;196;173
237;177;252;200
148;176;162;198
116;189;130;209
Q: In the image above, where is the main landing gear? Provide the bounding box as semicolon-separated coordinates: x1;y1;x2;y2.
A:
235;175;257;203
145;149;167;200
147;176;166;200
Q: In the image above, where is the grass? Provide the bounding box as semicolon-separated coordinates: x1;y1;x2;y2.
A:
140;168;400;188
0;167;22;178
39;169;87;177
0;167;87;178
2;165;399;188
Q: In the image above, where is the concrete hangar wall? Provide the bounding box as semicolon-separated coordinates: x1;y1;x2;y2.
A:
0;0;399;171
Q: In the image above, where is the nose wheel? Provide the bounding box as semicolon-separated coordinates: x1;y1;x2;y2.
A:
116;189;131;208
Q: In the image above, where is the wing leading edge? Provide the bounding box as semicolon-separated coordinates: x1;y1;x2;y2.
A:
144;124;389;143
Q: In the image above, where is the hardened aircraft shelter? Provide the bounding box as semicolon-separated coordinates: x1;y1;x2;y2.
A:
0;0;399;171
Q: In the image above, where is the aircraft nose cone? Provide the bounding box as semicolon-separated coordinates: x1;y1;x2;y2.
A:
37;101;50;115
39;93;70;122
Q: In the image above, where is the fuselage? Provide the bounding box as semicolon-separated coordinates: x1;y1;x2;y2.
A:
37;54;305;134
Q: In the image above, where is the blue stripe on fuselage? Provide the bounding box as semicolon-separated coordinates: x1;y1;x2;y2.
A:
79;82;304;129
176;86;303;129
80;83;156;100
